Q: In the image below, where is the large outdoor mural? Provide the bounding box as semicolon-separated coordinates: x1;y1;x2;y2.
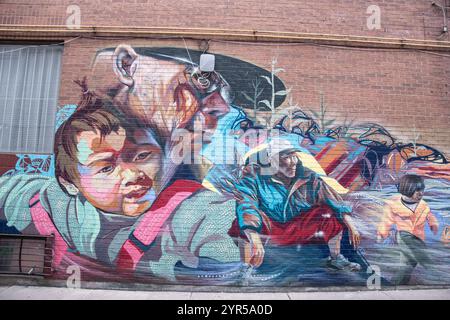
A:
0;45;449;287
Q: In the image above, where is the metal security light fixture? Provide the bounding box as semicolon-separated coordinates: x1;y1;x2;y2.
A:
200;53;215;72
432;1;450;39
199;39;215;72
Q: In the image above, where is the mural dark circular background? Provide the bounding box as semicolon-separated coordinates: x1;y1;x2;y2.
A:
101;47;287;110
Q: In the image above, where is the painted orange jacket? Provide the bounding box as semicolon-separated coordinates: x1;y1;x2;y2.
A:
377;195;439;242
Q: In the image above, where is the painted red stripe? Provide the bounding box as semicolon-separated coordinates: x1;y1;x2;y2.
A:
324;153;347;175
337;162;362;188
314;144;333;161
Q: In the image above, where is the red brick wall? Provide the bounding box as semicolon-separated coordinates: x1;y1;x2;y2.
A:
1;1;449;154
56;38;450;156
1;0;449;40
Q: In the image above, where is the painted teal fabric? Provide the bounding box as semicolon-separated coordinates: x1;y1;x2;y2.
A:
0;174;241;280
0;174;102;259
235;164;352;232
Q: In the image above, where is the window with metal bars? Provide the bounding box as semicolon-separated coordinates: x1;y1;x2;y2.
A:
0;44;63;154
0;233;53;277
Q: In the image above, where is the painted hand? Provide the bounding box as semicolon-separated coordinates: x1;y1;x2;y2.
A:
343;214;361;248
349;227;361;248
376;234;383;243
430;224;439;235
247;231;265;268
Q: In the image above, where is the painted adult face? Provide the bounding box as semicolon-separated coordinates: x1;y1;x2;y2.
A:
276;152;299;178
75;127;162;216
90;45;232;184
91;45;230;140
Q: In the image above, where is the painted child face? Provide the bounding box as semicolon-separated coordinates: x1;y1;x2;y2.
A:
75;127;162;216
410;189;424;203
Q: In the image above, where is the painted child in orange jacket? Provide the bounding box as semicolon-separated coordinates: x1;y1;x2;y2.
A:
377;174;439;285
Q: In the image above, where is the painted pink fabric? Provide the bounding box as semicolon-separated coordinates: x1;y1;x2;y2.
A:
133;192;192;245
117;192;196;271
29;194;68;267
116;179;203;272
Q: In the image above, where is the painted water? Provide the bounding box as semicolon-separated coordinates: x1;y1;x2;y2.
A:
174;177;450;287
355;178;450;286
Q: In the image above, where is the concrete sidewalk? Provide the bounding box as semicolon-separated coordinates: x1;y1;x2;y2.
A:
0;285;449;300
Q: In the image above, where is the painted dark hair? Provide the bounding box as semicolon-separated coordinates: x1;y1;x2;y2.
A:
54;78;144;186
398;174;425;197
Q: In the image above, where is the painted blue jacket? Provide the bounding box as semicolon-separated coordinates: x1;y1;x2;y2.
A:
234;164;352;233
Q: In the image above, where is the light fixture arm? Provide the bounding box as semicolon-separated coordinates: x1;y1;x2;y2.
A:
432;1;450;38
